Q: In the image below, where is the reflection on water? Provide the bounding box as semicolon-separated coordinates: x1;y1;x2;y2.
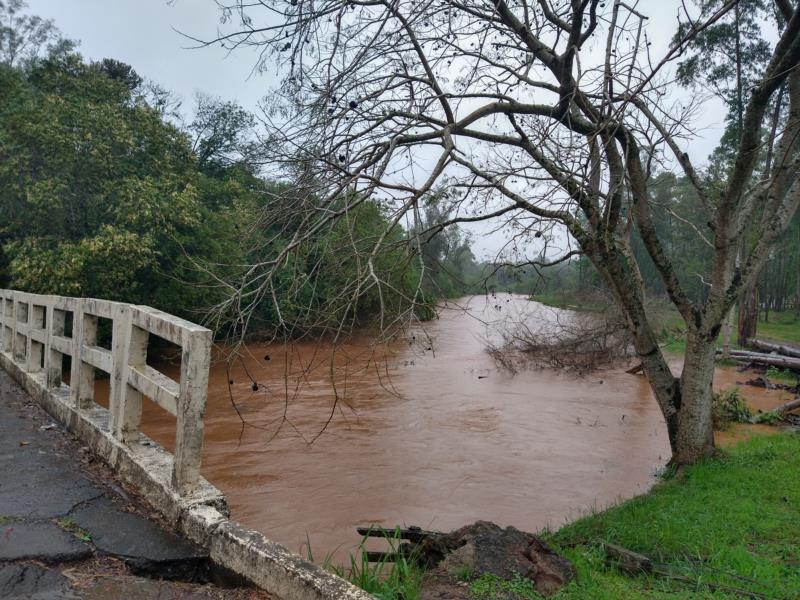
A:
98;295;790;561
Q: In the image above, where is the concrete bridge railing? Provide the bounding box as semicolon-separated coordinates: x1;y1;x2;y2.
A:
0;288;375;600
0;289;211;495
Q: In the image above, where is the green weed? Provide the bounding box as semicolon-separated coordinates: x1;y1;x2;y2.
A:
314;528;425;600
56;517;92;542
454;563;475;582
754;410;784;425
712;387;752;430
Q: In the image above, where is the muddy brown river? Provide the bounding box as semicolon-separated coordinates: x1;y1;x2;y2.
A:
96;296;794;562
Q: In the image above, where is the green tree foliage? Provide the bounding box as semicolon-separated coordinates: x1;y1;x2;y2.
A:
0;3;465;337
0;48;425;335
675;0;773;169
226;185;423;338
0;53;241;317
409;190;481;300
188;92;263;174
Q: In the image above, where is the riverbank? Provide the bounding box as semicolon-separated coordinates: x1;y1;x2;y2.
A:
535;431;800;599
347;432;800;599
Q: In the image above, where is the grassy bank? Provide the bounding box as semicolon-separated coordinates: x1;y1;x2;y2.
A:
472;433;800;599
660;310;800;355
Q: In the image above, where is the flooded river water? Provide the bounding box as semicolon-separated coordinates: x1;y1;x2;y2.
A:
102;295;794;561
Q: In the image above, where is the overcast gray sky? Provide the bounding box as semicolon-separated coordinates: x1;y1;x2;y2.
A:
26;1;727;143
25;0;730;259
27;0;278;116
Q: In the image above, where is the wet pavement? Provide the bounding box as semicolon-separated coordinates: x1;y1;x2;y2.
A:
0;369;268;599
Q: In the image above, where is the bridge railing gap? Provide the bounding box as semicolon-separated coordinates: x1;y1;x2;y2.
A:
0;289;211;496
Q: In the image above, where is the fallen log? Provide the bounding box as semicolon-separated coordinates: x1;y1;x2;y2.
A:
365;551;406;563
603;543;652;573
716;349;800;372
775;397;800;414
749;339;800;359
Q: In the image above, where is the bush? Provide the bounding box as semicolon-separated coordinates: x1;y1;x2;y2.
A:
712;387;752;430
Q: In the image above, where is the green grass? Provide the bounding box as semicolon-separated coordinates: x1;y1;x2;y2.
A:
529;433;800;599
758;311;800;344
672;310;800;356
312;529;425;600
764;366;800;386
536;291;800;356
532;291;614;312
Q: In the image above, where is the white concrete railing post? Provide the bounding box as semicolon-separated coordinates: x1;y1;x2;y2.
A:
70;300;97;409
0;292;11;353
26;302;45;374
45;302;66;388
11;297;24;363
0;289;212;496
173;328;212;494
111;306;147;442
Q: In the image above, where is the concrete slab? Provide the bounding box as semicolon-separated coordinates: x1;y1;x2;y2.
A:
71;496;207;579
0;478;101;520
0;522;91;563
0;564;77;600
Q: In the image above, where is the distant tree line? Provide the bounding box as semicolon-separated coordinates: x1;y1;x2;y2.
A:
532;170;800;333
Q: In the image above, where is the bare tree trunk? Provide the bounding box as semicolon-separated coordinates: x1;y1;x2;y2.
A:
591;243;718;463
624;321;717;463
738;285;758;345
722;304;735;359
674;332;716;463
796;224;800;317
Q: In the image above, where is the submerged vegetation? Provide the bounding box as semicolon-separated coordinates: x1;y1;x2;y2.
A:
711;388;753;430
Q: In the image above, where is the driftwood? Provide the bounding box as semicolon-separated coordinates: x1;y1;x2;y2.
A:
739;377;800;393
365;551;406;562
356;526;438;563
717;349;800;372
626;363;644;375
749;339;800;359
603;543;652;573
775;397;800;414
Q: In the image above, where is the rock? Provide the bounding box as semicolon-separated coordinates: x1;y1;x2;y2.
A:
417;521;575;597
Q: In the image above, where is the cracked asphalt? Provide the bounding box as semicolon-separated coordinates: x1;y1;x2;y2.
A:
0;369;270;600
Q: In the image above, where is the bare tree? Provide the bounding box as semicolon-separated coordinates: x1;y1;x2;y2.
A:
198;0;800;465
0;0;75;66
